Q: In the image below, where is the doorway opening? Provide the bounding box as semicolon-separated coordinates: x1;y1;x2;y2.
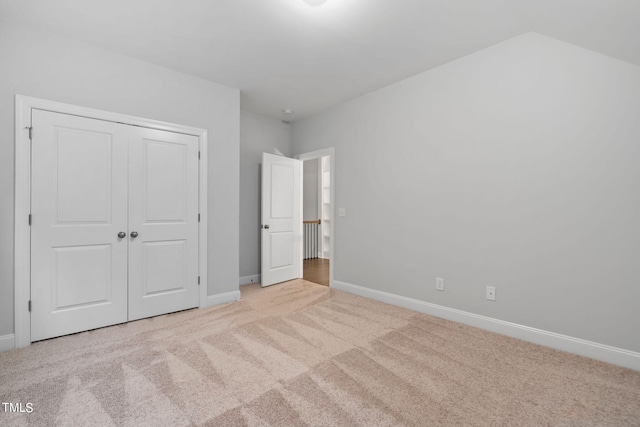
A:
297;149;334;287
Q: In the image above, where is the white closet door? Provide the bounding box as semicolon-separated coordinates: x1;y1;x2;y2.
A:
31;110;129;341
127;127;200;321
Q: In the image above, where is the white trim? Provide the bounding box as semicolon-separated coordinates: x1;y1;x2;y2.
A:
295;148;335;287
198;130;209;308
16;95;205;135
240;274;261;286
201;290;241;308
333;280;640;371
317;158;323;257
297;160;303;279
14;95;209;347
14;96;31;348
0;334;15;352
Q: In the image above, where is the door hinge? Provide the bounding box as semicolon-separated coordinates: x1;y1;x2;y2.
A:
198;151;201;160
28;300;31;312
198;213;200;222
27;127;33;140
198;276;200;285
28;214;32;226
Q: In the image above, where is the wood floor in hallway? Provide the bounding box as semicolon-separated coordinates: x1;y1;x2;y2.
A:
303;258;329;286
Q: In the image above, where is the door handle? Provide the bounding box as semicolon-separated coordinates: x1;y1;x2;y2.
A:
117;231;126;239
130;231;139;238
263;224;270;229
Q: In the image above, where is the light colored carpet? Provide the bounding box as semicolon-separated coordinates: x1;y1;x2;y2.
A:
1;279;639;426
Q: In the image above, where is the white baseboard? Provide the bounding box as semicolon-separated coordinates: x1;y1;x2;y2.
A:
239;274;260;286
333;280;640;371
201;290;241;308
0;334;15;352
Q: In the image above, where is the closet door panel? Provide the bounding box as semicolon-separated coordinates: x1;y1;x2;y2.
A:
128;127;199;321
30;110;129;341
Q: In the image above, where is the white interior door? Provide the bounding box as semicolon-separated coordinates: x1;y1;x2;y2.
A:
31;110;129;341
127;127;200;321
261;153;302;287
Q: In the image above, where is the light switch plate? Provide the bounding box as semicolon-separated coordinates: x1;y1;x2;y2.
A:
338;207;346;217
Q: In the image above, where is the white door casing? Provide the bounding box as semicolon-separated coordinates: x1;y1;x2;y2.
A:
261;152;302;287
320;156;331;259
295;147;335;288
30;110;129;341
128;127;200;320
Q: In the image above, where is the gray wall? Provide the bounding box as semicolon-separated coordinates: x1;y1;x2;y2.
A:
292;33;640;352
0;21;240;337
303;159;319;221
239;110;292;280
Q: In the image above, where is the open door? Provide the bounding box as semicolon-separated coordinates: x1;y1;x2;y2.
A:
261;152;302;287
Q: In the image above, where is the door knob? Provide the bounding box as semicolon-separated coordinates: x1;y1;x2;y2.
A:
117;231;126;239
264;224;270;229
130;231;139;238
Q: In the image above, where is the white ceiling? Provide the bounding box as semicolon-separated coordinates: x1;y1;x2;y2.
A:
1;0;639;121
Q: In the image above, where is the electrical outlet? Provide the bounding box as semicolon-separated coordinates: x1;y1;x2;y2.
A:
436;278;444;291
486;286;496;301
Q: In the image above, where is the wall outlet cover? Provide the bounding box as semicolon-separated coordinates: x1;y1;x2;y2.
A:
486;286;496;301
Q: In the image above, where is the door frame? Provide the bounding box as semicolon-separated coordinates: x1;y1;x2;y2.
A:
14;95;209;348
295;147;335;287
